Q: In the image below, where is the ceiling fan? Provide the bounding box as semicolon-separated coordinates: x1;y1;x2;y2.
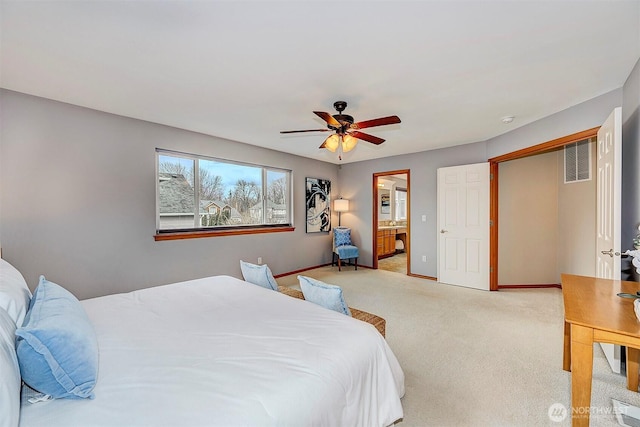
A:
280;101;401;158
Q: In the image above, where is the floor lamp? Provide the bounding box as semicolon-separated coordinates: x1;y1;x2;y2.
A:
334;199;349;226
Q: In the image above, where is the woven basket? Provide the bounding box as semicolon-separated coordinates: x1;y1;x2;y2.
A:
278;286;386;338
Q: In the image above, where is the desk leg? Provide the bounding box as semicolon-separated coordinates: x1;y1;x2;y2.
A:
563;321;571;372
571;324;594;427
627;347;640;392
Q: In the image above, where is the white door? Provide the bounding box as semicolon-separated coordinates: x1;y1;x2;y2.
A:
596;107;622;373
437;163;490;290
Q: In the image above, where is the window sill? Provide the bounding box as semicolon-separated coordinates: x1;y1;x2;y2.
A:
154;226;295;241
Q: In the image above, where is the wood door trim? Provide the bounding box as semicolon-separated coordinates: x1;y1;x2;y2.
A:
490;162;499;291
489;127;600;163
372;169;411;274
488;127;600;291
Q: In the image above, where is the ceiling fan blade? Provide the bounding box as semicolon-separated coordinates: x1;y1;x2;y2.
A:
314;111;341;127
351;115;401;130
349;131;385;145
280;129;330;134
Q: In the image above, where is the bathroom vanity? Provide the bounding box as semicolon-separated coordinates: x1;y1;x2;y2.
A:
377;225;407;258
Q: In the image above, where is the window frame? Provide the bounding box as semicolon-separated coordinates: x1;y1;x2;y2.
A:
154;149;294;240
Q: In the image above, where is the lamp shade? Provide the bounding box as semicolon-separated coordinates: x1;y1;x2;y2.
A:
324;134;340;152
341;134;358;152
334;199;349;212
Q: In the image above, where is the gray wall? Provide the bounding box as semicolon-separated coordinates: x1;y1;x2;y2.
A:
341;89;623;278
623;57;640;280
339;143;488;277
0;76;633;294
0;90;339;299
487;89;623;158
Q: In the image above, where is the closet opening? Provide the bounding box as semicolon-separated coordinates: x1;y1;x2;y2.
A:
488;127;600;290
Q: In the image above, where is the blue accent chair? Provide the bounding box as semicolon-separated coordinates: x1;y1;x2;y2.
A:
332;227;359;271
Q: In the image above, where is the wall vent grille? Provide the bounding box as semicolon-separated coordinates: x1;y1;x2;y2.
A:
564;139;591;183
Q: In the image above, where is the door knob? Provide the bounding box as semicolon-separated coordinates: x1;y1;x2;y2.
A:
440;229;448;234
601;249;622;257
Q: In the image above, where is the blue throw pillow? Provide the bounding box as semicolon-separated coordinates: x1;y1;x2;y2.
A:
16;276;98;399
240;261;278;291
298;275;351;316
334;228;352;247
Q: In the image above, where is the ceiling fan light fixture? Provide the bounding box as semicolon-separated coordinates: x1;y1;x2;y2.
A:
324;134;340;152
341;134;357;152
281;101;401;159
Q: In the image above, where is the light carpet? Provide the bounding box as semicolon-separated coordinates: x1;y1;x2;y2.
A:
277;266;640;426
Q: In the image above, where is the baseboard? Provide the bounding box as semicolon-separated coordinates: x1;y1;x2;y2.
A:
408;273;437;281
274;263;331;278
498;284;561;289
275;262;384;278
275;263;438;279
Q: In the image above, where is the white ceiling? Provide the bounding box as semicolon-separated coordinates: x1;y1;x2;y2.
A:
2;1;639;164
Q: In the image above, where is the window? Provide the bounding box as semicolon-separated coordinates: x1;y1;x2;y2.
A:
156;149;292;236
394;188;407;220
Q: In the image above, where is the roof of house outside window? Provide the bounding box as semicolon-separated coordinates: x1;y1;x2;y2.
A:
158;173;241;219
158;173;194;214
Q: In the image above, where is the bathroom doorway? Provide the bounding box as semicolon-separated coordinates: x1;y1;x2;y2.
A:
373;170;410;275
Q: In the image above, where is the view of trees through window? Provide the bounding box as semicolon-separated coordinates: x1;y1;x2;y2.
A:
157;151;290;231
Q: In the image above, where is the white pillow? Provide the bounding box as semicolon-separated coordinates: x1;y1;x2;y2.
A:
0;307;21;427
0;258;32;326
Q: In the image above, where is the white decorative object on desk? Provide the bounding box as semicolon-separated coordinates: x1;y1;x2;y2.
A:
634;299;640;322
624;250;640;274
624;249;640;321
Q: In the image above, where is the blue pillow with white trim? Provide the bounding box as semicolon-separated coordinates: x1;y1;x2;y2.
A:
16;276;98;399
298;275;351;316
240;261;279;291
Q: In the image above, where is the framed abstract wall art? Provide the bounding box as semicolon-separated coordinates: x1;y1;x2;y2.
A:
305;177;331;233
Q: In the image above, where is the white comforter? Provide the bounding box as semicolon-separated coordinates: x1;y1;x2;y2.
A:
19;275;404;426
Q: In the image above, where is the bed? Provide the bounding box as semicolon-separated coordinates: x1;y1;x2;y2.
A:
0;260;404;427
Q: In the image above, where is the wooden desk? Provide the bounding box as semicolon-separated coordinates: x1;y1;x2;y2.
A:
562;274;640;426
